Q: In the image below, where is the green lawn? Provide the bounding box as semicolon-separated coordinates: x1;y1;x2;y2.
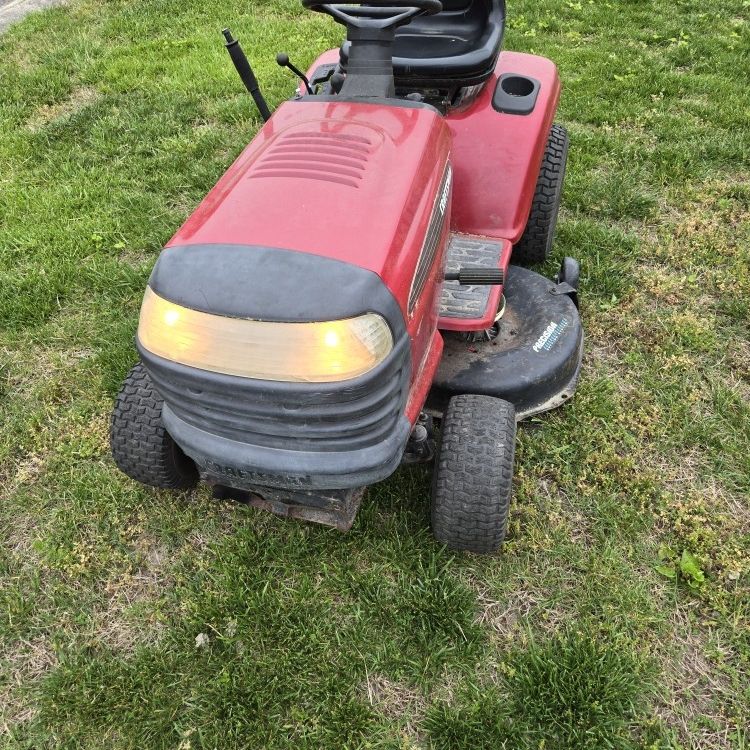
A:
1;0;749;747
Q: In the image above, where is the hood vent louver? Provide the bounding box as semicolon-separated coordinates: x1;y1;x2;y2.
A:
249;131;373;189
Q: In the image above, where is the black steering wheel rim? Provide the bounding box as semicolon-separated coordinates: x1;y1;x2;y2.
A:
302;0;443;27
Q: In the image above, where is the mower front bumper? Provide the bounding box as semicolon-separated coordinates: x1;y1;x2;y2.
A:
139;335;412;493
161;405;412;491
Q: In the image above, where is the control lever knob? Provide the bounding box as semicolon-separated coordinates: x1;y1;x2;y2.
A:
444;268;505;286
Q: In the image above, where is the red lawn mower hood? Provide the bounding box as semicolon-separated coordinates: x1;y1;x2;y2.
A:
167;100;451;313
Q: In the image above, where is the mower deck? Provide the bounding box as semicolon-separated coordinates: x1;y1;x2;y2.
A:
430;264;583;420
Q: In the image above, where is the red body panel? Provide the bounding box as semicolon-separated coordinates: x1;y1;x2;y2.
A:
167;99;451;423
405;329;443;422
301;50;560;338
303;50;561;246
446;51;561;243
169;101;449;295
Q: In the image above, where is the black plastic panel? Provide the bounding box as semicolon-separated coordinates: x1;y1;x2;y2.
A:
149;243;405;334
140;335;410;452
429;265;583;418
141;336;412;490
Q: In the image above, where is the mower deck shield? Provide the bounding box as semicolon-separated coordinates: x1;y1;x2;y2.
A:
429;265;583;419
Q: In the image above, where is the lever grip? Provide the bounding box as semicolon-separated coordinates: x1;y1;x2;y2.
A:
223;29;272;122
444;268;505;286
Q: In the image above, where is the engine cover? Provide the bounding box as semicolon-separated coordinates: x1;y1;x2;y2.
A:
168;99;452;319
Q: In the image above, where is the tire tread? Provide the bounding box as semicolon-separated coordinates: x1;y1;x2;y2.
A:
431;394;516;554
110;362;198;489
513;123;569;265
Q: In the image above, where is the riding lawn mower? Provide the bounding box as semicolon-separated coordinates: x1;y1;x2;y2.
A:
111;0;583;554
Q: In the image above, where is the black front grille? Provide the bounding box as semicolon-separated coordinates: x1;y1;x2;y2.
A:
141;337;410;453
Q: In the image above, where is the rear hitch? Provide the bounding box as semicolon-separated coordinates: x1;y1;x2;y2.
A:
222;28;272;122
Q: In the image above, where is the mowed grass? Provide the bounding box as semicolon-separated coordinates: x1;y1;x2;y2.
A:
0;0;749;747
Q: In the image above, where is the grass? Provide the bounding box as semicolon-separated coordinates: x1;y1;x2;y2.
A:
424;627;653;750
0;0;748;747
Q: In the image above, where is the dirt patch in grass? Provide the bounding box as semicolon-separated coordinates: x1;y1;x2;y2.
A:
1;507;42;565
26;85;100;131
725;341;750;403
473;585;567;641
537;477;593;546
655;606;739;750
362;673;427;744
6;452;46;495
0;636;56;732
117;247;157;268
93;535;173;651
466;557;573;644
1;341;96;414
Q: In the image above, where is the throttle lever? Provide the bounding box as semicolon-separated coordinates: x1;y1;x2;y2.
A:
276;52;314;95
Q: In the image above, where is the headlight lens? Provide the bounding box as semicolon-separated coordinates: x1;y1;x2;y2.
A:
137;287;393;382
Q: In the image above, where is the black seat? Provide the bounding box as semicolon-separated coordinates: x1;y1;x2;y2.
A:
341;0;506;89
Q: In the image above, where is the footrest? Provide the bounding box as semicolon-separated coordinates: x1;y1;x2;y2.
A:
438;234;512;332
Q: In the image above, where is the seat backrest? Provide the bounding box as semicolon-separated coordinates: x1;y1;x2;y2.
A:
340;0;506;90
405;0;505;35
433;0;505;16
395;0;505;50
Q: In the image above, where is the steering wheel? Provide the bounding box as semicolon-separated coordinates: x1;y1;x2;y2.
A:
301;0;443;31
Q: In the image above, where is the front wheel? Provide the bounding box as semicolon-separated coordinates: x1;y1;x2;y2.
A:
431;394;516;554
110;363;198;490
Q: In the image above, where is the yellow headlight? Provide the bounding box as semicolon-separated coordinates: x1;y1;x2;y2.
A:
137;287;393;382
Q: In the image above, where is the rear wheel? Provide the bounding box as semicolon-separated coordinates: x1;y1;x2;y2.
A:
110;362;198;489
431;394;515;554
513;123;569;265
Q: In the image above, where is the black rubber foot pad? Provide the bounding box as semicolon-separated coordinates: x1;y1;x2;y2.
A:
439;236;504;320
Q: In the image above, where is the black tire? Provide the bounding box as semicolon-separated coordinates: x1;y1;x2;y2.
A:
431;394;515;554
110;362;198;489
513;123;569;265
